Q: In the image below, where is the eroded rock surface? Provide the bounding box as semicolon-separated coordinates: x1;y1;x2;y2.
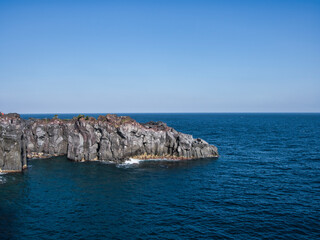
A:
0;113;218;172
0;114;27;172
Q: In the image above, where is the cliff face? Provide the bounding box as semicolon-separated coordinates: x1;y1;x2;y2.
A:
24;119;68;159
0;114;218;172
0;114;27;172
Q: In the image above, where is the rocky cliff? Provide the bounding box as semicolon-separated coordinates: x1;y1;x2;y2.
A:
0;113;218;172
0;114;27;172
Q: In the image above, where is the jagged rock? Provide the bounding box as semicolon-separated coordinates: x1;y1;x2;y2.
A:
24;118;68;158
0;113;219;172
0;114;27;172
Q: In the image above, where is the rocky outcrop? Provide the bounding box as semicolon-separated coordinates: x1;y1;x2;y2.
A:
0;114;27;172
24;118;68;159
0;113;218;172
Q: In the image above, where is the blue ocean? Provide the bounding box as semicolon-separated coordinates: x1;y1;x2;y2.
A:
1;113;319;239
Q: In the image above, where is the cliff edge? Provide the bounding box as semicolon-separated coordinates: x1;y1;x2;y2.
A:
0;113;218;172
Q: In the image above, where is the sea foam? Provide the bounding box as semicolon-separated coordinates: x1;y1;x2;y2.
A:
0;173;6;184
117;157;180;168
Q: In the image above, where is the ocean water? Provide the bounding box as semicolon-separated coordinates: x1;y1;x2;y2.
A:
1;113;320;239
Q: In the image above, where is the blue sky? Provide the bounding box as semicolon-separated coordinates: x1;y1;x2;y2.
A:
0;0;319;113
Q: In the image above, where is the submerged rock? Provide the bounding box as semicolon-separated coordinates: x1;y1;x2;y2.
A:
0;113;218;172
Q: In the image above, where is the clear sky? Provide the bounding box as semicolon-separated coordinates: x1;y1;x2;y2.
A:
0;0;319;113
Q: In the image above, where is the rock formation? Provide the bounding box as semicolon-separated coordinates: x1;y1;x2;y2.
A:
0;114;27;172
0;113;218;172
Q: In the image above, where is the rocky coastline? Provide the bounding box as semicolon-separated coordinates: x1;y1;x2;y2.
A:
0;113;218;172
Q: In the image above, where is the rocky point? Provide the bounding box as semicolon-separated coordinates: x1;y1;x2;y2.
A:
0;113;218;172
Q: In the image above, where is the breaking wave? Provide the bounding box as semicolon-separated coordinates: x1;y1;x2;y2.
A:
117;158;179;168
0;172;7;184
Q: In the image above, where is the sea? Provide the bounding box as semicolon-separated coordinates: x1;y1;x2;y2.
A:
0;113;319;239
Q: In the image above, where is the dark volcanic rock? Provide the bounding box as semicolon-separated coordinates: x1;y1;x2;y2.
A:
0;114;27;172
24;118;68;159
0;114;219;172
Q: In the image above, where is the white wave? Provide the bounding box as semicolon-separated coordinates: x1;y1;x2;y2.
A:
118;158;142;167
117;157;180;168
100;160;115;164
0;176;6;184
125;158;142;164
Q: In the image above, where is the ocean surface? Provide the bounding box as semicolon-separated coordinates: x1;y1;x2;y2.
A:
1;113;319;239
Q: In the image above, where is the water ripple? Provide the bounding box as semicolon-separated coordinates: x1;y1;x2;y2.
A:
1;113;320;239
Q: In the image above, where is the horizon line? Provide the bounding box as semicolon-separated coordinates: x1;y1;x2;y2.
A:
14;112;320;114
